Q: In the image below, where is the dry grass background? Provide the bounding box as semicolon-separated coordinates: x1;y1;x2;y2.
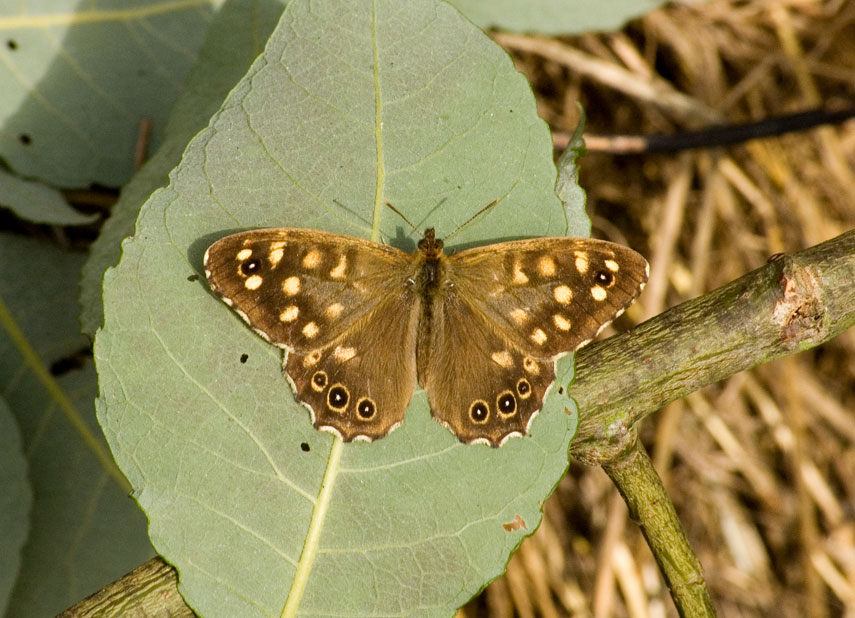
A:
459;1;855;616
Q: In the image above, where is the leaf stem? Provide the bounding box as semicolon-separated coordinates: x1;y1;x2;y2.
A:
280;436;344;618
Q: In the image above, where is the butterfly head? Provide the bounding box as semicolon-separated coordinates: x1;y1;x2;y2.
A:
417;228;445;258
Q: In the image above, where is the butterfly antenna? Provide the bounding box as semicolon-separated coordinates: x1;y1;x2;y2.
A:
383;201;419;234
445;198;500;241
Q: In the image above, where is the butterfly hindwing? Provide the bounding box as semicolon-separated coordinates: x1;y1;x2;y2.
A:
420;293;555;446
286;293;420;441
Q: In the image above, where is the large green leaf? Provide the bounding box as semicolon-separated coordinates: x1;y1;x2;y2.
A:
0;0;214;187
450;0;671;35
96;1;583;616
0;234;152;617
79;0;288;336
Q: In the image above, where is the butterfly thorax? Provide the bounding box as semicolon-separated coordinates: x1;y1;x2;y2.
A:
415;228;447;293
417;228;444;259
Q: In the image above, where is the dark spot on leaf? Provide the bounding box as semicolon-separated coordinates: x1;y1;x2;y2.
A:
18;133;31;146
187;274;199;282
239;353;248;364
7;40;18;50
300;442;310;452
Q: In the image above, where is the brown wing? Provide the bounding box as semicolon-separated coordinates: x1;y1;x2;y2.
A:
204;229;412;351
204;228;421;441
421;237;647;446
420;295;554;446
447;237;649;358
285;292;420;441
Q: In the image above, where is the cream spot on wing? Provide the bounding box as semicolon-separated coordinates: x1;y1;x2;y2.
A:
553;284;572;304
512;261;529;285
591;285;607;301
523;357;540;375
244;275;263;290
302;249;322;269
282;276;301;296
509;308;529;325
491;350;513;368
333;345;356;361
574;252;589;274
538;256;556;276
604;259;620;272
330;254;347;279
236;248;253;261
302;322;319;338
553;314;572;331
303;350;322;367
279;305;299;322
269;247;284;266
325;303;344;319
530;328;547;345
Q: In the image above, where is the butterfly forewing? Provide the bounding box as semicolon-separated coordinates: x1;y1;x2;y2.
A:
447;237;649;358
204;228;421;441
204;229;412;351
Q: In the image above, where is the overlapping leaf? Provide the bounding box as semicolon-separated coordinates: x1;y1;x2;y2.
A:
0;0;212;187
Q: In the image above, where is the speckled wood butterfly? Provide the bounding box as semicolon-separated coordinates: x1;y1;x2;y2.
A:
204;227;647;446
